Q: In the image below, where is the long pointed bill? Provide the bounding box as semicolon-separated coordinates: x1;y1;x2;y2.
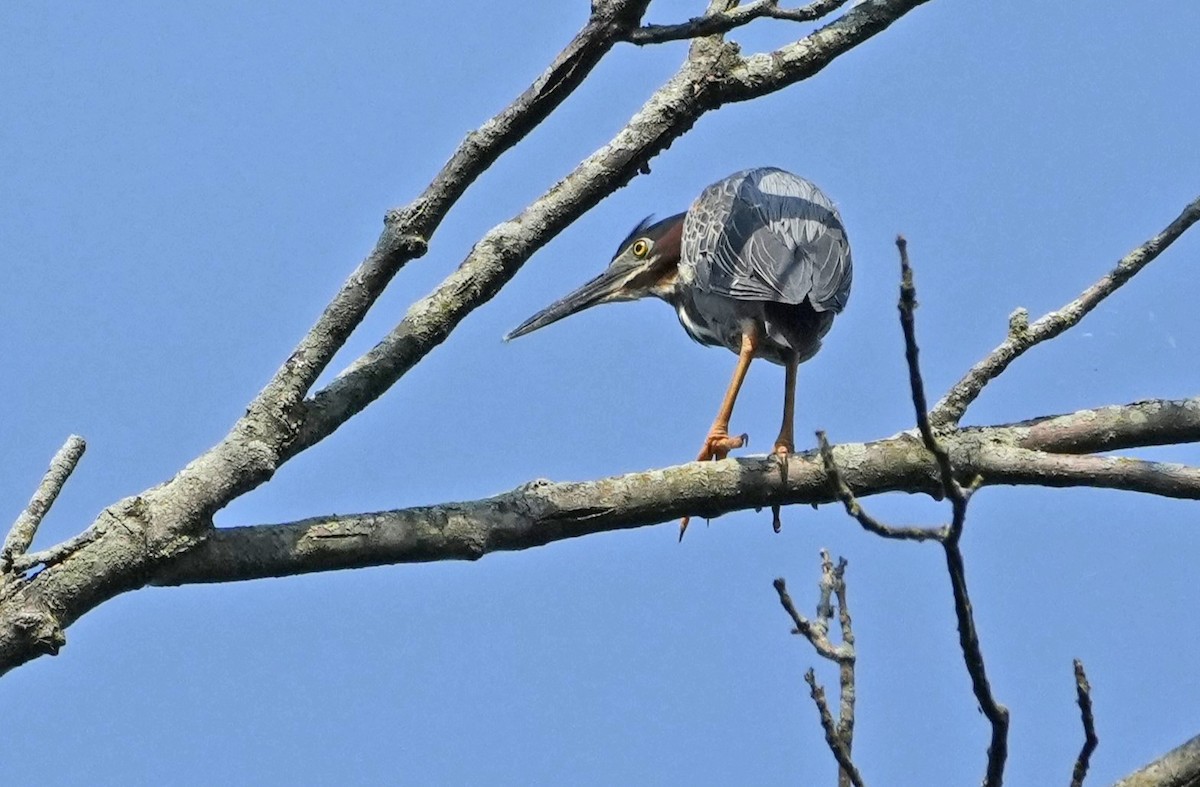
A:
504;265;633;341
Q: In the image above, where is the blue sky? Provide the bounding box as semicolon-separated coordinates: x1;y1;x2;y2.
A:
3;2;1199;784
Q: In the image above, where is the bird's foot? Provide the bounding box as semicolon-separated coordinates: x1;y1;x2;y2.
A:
696;429;748;463
679;429;748;541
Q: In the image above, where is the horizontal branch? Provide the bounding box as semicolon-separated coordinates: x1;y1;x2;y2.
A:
930;195;1200;428
1005;397;1200;455
154;398;1200;586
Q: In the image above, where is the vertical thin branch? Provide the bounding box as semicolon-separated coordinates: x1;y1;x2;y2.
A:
2;436;86;569
1070;659;1098;787
896;236;1009;786
775;552;860;786
805;669;866;787
832;557;855;764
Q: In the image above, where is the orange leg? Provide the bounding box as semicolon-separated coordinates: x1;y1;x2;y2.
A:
695;329;759;462
770;353;799;533
680;328;759;540
773;353;799;459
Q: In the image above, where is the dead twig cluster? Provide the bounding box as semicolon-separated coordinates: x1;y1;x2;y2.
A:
775;551;860;787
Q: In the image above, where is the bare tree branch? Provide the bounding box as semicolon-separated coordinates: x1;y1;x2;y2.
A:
0;0;939;676
626;0;851;45
240;0;651;423
1070;659;1098;787
1114;732;1200;787
2;436;85;569
817;430;945;541
831;557;855;744
0;0;659;674
776;552;861;787
930;195;1200;428
7;3;1200;780
149;404;1200;588
805;669;865;787
1006;397;1200;455
773;573;849;664
7;1;656;580
894;237;1009;786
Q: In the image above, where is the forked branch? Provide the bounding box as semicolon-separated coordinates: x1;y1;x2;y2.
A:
2;436;86;569
775;551;861;787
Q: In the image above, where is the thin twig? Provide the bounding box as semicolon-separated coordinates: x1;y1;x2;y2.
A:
626;0;851;45
805;669;865;787
773;577;843;662
10;524;105;576
941;535;1008;787
1070;659;1098;787
2;436;86;569
817;431;946;541
896;236;1009;786
930;196;1200;428
896;236;969;510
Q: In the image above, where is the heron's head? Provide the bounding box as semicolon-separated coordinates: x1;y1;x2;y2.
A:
505;212;685;341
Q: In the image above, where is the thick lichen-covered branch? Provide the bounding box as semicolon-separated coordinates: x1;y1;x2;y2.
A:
151;402;1200;588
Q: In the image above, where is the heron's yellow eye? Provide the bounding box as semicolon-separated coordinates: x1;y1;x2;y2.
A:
631;238;650;258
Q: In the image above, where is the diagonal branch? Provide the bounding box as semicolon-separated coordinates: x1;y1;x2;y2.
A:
626;0;852;45
930;195;1200;428
235;0;651;425
898;238;1009;786
2;436;86;569
817;430;945;541
805;669;865;787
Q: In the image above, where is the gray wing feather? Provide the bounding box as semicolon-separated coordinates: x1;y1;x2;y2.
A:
681;167;852;312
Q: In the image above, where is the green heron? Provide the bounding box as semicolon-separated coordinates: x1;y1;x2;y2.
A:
507;167;852;538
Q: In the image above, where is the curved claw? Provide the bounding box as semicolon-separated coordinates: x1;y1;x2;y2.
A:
772;442;792;484
696;431;749;463
771;441;792;533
